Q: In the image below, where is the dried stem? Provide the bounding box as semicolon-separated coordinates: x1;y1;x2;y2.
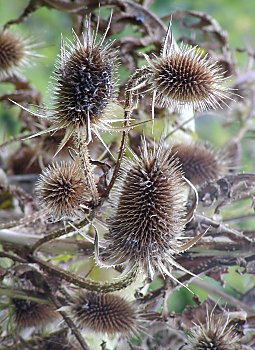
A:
30;217;89;253
29;255;138;293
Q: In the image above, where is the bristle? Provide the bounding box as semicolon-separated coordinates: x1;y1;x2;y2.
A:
11;298;57;329
101;139;195;281
70;291;139;336
185;309;241;350
171;142;229;186
0;30;38;80
35;161;91;220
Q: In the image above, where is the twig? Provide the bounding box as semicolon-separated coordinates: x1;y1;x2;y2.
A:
29;255;138;293
30;217;88;252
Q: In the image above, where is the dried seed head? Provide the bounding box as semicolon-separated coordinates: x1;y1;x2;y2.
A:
35;161;91;220
171;142;229;186
101;139;194;281
130;28;234;113
11;297;57;329
20;16;119;156
70;291;139;336
0;30;38;80
185;309;241;350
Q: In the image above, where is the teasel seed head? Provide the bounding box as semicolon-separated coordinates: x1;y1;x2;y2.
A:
171;142;229;187
185;309;241;350
35;161;91;220
69;291;141;336
11;297;57;329
100;138;199;282
17;15;119;156
131;27;234;114
0;30;39;80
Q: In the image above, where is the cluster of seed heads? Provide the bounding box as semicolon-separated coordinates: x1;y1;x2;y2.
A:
4;11;240;344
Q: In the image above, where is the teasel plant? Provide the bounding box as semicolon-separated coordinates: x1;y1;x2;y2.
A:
0;2;255;350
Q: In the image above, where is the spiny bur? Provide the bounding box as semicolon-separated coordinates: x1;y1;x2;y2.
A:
185;309;241;350
35;161;91;220
69;291;141;336
129;26;234;116
11;297;57;330
100;139;198;283
171;142;229;186
0;30;39;80
17;15;119;156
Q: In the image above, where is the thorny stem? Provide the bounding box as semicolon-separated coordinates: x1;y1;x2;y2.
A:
29;255;138;293
30;217;89;253
102;69;143;198
48;290;89;350
75;129;99;206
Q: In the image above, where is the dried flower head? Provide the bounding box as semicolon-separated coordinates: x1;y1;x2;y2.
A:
171;142;229;186
69;291;140;336
0;30;39;80
185;308;241;350
11;297;57;329
35;161;91;220
99;139;200;283
129;26;233;115
15;15;119;155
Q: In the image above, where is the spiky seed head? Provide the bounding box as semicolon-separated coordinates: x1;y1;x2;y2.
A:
185;309;241;350
11;298;57;329
70;291;139;336
35;161;91;220
44;16;118;151
0;30;38;80
171;142;229;186
141;32;233;112
102;139;191;280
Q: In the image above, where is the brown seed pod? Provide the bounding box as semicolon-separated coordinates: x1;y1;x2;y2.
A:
129;27;234;115
185;309;241;350
11;297;57;330
0;30;39;80
171;142;229;187
16;15;119;156
99;139;199;283
35;161;91;220
69;291;140;336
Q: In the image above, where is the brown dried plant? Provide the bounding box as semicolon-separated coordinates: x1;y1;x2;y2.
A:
0;2;254;350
